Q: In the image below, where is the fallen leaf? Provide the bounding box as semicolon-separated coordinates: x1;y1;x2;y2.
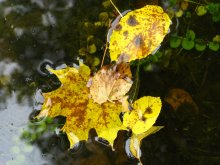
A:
123;96;162;135
109;5;171;62
164;88;198;112
88;62;133;104
35;64;163;165
122;96;163;160
36;64;126;148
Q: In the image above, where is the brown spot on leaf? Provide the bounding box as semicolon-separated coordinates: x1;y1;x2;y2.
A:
114;24;122;31
145;107;153;114
142;107;152;121
115;62;132;78
133;34;144;47
118;53;130;63
123;31;129;38
127;15;139;26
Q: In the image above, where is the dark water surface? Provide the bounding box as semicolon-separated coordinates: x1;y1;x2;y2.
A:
1;0;220;165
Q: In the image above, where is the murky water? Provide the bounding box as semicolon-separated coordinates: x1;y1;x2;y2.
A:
1;0;220;165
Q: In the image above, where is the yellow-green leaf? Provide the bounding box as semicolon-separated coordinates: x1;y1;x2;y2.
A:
109;5;171;62
88;44;97;54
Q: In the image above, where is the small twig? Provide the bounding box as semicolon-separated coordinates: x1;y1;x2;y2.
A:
101;0;123;67
101;42;108;68
109;0;123;17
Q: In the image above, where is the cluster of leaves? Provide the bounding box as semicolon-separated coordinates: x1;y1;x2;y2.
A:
35;63;163;161
196;2;220;22
170;30;220;51
34;3;173;163
1;0;219;164
168;1;220;51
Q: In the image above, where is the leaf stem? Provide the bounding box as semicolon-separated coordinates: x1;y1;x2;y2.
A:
109;0;123;17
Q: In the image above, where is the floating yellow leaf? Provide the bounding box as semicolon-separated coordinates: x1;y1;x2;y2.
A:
123;96;162;135
88;62;133;104
36;64;125;148
109;5;171;62
123;96;163;160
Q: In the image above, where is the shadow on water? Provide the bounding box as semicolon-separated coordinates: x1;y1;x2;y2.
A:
1;0;220;164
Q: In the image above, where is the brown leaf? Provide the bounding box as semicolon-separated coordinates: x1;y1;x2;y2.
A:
88;62;133;104
164;88;198;112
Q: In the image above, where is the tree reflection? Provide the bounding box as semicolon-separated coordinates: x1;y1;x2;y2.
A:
0;0;109;104
22;114;138;164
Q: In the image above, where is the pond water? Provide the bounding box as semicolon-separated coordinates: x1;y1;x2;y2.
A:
1;0;220;165
0;93;48;165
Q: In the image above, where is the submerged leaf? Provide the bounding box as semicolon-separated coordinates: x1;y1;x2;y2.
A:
170;36;182;48
208;41;219;51
109;5;171;62
88;44;97;54
164;88;198;112
182;38;194;50
196;6;207;16
195;40;206;52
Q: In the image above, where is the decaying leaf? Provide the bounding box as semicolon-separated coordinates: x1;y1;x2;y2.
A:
88;62;133;104
109;5;171;62
36;64;125;148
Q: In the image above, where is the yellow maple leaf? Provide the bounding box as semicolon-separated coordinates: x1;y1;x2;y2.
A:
109;5;171;62
36;64;125;148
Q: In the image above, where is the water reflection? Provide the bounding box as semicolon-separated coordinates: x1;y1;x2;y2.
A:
1;0;220;164
0;93;48;165
0;0;84;103
0;59;21;104
0;0;109;104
